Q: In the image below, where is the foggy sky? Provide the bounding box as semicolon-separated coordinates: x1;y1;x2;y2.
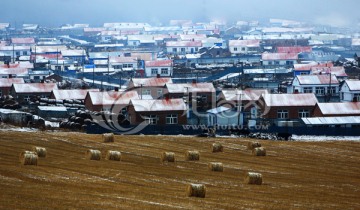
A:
1;0;359;28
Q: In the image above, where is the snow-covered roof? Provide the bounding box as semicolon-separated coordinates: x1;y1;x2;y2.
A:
0;78;25;88
352;38;360;46
0;62;33;69
109;56;138;63
296;74;339;85
302;116;360;125
61;50;86;57
179;34;207;41
11;38;35;45
12;83;58;93
262;52;298;60
31;45;68;54
166;41;202;47
145;60;172;67
87;90;138;106
277;46;312;53
311;66;347;77
0;68;29;75
344;80;360;91
130;98;186;112
262;93;318;107
52;89;99;100
294;62;333;71
317;102;360;115
229;39;260;47
130;77;173;87
221;89;269;101
166;82;215;93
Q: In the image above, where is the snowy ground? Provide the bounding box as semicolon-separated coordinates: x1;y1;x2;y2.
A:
291;135;360;142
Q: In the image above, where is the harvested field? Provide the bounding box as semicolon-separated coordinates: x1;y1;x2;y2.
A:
0;130;359;209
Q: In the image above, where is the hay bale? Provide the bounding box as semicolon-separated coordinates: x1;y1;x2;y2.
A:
244;172;262;185
185;150;200;161
32;146;47;158
186;183;206;198
208;162;223;172
160;152;175;163
247;141;262;150
106;150;121;161
19;151;38;165
102;133;114;143
252;147;266;156
211;142;223;152
86;149;101;160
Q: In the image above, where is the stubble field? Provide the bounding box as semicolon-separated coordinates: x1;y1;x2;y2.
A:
0;129;359;209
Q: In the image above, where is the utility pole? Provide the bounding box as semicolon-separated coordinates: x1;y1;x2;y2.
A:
107;53;110;83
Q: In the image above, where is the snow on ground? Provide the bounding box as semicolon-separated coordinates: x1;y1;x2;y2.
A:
291;135;360;142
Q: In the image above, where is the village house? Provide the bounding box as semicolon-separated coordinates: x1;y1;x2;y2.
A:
127;35;156;47
10;83;58;104
84;90;138;112
256;93;318;126
144;60;173;77
127;77;173;99
340;80;360;102
164;82;216;111
127;98;187;125
0;46;31;62
109;56;138;71
313;102;360;117
0;78;25;97
165;41;202;55
261;52;298;67
293;61;333;76
228;39;261;55
311;66;348;81
291;74;339;102
61;49;86;63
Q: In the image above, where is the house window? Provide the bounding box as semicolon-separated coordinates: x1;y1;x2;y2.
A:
142;89;151;95
195;47;198;51
303;87;312;93
161;68;168;75
268;61;273;65
24;95;31;102
241;47;246;51
172;48;177;53
23;51;28;55
151;68;158;75
181;48;185;53
300;72;308;75
298;109;310;118
233;47;238;51
16;52;20;56
133;41;137;45
157;89;163;97
315;87;325;95
0;90;2;97
55;65;61;70
286;61;294;65
166;114;178;124
277;109;289;119
144;115;157;124
328;87;336;94
274;61;280;65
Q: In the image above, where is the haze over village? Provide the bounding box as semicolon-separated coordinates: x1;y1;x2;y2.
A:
0;1;360;209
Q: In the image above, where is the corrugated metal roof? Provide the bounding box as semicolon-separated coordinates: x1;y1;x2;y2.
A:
145;60;172;67
179;34;207;41
261;52;298;60
262;93;318;107
229;39;260;47
61;50;86;57
130;98;186;112
277;46;312;53
52;89;99;100
88;90;138;106
317;102;360;115
109;56;138;63
131;77;173;87
0;78;25;88
296;74;339;85
11;38;35;44
302;116;360;125
0;62;33;69
166;82;215;93
345;80;360;91
294;62;333;71
13;83;58;93
31;46;67;54
166;41;202;47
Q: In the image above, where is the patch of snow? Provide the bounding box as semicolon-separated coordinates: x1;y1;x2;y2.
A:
291;135;360;142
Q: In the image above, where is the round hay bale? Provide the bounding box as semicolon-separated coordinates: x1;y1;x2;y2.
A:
247;141;262;150
19;151;38;165
211;142;223;153
252;147;266;156
86;149;101;160
186;183;206;198
32;146;47;158
208;162;223;172
102;133;114;143
106;150;121;161
160;152;175;163
185;151;200;161
244;172;262;185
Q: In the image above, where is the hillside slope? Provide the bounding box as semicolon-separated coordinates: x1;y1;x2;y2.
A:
0;130;359;209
